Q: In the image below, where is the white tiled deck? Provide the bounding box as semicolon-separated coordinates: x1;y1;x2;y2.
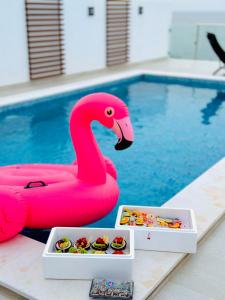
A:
0;58;225;300
149;215;225;300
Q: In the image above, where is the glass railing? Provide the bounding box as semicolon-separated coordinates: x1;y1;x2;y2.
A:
169;23;225;60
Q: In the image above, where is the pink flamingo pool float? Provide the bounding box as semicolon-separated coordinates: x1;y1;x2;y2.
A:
0;93;134;242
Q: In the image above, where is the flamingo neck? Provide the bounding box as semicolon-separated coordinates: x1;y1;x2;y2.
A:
70;113;106;185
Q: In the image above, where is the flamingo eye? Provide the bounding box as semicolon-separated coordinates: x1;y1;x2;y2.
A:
105;107;115;117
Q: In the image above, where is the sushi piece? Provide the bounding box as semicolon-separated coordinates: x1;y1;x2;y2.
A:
110;236;126;250
91;236;109;251
55;237;72;253
75;237;91;250
68;247;79;254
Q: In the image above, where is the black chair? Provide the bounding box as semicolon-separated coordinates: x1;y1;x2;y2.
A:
207;32;225;75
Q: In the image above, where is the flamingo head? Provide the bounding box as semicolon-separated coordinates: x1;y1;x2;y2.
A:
73;93;134;150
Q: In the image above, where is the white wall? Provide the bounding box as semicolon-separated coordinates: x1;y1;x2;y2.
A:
0;0;29;87
171;0;225;12
64;0;106;75
130;0;172;63
171;0;225;25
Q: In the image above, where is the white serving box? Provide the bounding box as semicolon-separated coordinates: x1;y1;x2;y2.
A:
42;227;134;280
115;205;197;253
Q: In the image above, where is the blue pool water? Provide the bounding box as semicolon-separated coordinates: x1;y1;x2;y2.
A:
1;75;225;242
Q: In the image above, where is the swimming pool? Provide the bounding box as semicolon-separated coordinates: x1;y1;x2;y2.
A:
1;74;225;242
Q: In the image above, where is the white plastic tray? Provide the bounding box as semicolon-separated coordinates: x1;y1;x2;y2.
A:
42;227;134;280
115;205;197;253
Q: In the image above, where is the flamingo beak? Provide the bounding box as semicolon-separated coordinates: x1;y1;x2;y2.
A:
112;116;134;150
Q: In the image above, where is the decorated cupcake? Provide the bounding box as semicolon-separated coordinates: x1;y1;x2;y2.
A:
55;237;72;253
91;236;109;251
75;237;90;250
110;236;126;250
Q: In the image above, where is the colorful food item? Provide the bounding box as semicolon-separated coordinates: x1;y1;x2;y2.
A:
91;236;109;251
146;221;153;227
141;212;147;221
168;222;180;229
148;213;155;222
54;235;130;255
132;210;140;217
78;248;88;254
111;236;126;250
120;208;183;229
55;237;72;252
75;237;90;250
56;249;63;253
135;217;144;226
113;250;124;254
91;250;106;254
156;217;169;227
129;216;136;226
123;208;131;213
123;211;131;217
157;216;182;228
164;218;173;224
68;247;79;253
168;219;182;229
68;247;88;254
120;216;129;225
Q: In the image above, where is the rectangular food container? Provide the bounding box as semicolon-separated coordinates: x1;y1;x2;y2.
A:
115;205;197;253
42;227;134;280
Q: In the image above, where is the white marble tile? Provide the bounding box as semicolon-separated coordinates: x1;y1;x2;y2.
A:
152;282;216;300
150;215;225;300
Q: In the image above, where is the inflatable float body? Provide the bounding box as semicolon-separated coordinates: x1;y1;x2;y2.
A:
0;93;134;242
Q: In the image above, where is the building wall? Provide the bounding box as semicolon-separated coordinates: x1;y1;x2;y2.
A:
0;0;29;87
171;0;225;12
0;0;173;87
130;0;172;63
64;0;106;75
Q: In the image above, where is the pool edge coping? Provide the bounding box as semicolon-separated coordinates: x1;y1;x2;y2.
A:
1;69;225;109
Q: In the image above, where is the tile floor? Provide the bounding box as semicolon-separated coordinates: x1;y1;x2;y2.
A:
148;215;225;300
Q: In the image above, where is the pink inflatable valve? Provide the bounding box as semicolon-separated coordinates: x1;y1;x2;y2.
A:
0;93;134;242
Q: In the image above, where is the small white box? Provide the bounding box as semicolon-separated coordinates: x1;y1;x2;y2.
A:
115;205;197;253
42;227;134;280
